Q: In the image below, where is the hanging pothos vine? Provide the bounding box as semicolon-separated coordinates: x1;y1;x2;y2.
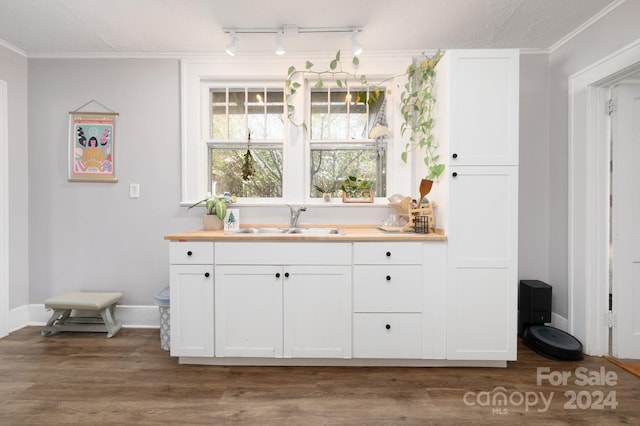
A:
241;130;255;181
285;51;383;131
285;49;445;182
400;50;444;181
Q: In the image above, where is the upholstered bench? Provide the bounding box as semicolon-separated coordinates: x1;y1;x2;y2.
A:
41;292;123;338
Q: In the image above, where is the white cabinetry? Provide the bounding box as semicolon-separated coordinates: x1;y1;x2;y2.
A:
169;242;214;357
214;242;352;359
432;49;519;361
353;242;429;359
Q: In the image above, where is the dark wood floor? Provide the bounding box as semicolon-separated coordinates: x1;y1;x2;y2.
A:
0;327;638;425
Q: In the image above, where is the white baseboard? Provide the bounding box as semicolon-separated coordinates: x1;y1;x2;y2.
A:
9;304;161;333
550;312;568;332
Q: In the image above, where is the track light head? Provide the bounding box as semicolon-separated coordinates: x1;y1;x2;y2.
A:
351;30;363;56
225;33;238;56
275;31;285;56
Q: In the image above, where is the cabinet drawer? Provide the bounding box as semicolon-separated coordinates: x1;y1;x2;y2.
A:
353;265;422;312
215;242;351;265
170;241;214;264
353;242;422;265
353;313;422;358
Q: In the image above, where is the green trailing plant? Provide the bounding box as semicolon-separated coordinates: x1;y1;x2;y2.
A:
188;195;231;220
285;51;382;131
340;175;373;199
400;50;445;181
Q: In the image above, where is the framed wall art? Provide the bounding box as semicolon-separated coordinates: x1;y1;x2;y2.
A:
68;108;118;182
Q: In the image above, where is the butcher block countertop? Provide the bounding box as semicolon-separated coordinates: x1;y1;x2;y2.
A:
164;225;446;242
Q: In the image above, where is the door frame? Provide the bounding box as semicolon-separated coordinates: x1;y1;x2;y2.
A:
568;38;640;356
0;80;8;338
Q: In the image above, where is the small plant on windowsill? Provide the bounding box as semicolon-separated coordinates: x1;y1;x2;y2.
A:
341;176;374;203
314;179;335;202
188;194;232;230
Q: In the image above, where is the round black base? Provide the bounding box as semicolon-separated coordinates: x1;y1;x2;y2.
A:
522;325;584;361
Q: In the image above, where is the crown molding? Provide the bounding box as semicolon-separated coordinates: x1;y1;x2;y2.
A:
549;0;627;54
0;38;26;57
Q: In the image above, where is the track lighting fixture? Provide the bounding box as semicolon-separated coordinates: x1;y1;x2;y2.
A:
351;30;363;56
225;33;238;56
222;26;363;56
275;31;285;56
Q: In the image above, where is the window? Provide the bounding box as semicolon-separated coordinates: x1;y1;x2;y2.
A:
208;87;284;198
309;87;388;198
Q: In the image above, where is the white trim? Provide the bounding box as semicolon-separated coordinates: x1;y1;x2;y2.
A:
6;304;162;334
568;37;640;356
550;312;569;332
0;38;26;57
0;80;8;338
549;0;627;54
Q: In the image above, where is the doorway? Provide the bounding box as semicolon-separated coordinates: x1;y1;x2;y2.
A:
568;38;640;357
610;82;640;359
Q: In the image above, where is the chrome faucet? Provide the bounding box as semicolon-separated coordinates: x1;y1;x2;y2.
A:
288;205;307;228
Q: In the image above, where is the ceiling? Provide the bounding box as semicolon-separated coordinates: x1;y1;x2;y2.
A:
0;0;621;57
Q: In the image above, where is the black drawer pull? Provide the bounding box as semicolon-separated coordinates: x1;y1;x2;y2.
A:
204;272;210;278
284;272;290;278
386;275;391;281
452;172;458;177
187;251;193;256
275;273;280;278
386;251;391;257
452;153;458;159
385;324;391;330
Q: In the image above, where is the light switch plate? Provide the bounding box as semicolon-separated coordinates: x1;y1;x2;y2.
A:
129;183;140;198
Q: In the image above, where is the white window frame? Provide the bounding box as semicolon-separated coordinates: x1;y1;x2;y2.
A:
203;83;286;202
181;55;414;206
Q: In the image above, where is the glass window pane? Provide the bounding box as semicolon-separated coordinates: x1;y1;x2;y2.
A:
265;91;284;140
349;92;368;140
310;90;330;140
228;89;246;140
247;89;265;139
309;146;385;198
211;90;227;139
211;147;283;198
329;91;348;140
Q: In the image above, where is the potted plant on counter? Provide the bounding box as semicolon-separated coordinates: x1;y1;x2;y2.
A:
188;194;232;230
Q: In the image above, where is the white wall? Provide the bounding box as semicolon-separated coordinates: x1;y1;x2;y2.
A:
547;0;640;319
518;53;550;285
0;44;29;310
27;59;195;305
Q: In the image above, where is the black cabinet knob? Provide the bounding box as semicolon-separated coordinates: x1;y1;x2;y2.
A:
204;272;210;278
275;273;281;278
386;275;391;281
385;324;391;330
452;172;458;177
386;251;391;257
452;153;458;159
187;251;193;256
284;272;290;278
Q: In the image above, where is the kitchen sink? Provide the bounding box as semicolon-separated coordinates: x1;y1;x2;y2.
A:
226;227;342;235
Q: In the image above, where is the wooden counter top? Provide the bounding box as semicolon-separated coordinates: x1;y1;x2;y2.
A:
164;225;447;242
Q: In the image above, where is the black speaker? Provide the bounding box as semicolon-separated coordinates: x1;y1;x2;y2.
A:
518;280;552;336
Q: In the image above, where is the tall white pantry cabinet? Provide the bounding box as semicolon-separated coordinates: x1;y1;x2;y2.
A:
430;49;519;361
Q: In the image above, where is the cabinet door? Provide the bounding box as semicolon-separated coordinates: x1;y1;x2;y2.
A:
446;166;518;360
170;265;214;357
215;265;283;358
283;266;352;358
447;49;519;166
